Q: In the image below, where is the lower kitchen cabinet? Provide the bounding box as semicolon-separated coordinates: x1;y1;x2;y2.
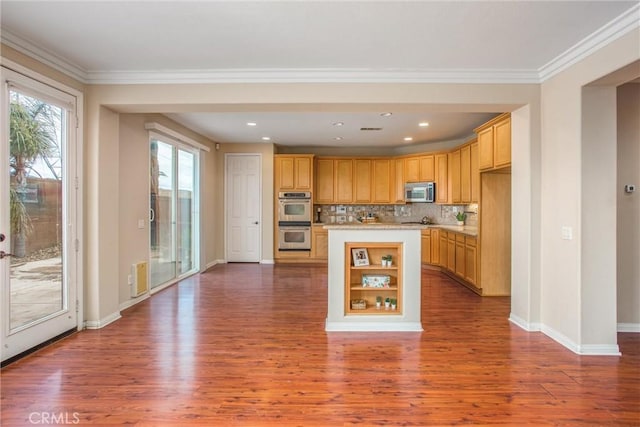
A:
311;226;328;260
426;228;481;294
421;230;431;264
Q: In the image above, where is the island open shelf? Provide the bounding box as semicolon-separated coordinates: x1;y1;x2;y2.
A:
324;224;423;332
345;242;403;315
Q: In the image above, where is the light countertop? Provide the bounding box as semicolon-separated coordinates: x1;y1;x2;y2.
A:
320;222;478;236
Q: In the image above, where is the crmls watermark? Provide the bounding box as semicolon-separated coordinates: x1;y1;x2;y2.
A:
28;412;80;425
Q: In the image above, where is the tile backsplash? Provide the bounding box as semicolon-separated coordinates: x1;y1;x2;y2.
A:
314;203;478;226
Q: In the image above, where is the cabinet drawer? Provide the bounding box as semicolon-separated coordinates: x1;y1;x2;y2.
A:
456;233;465;243
465;236;477;247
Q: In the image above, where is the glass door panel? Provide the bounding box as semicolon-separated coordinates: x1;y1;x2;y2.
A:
149;139;199;289
8;90;65;330
2;68;78;362
177;149;194;275
150;140;176;288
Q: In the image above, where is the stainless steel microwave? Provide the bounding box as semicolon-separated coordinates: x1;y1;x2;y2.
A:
405;182;435;203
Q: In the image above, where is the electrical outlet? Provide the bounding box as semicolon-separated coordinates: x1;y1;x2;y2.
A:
561;226;573;240
127;274;133;285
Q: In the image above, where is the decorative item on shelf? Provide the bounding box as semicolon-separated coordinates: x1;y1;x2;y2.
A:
362;274;391;288
376;296;382;310
352;248;370;266
390;298;397;310
382;255;393;267
351;299;367;310
384;297;391;310
456;211;466;226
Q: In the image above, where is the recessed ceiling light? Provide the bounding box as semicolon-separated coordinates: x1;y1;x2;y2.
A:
380;112;393;117
332;122;344;126
333;137;343;141
404;137;413;142
247;122;257;126
261;136;271;141
419;122;430;127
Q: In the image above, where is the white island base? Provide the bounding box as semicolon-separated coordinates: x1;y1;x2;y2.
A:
324;225;423;332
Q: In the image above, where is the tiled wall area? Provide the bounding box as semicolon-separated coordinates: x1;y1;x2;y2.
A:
314;203;478;226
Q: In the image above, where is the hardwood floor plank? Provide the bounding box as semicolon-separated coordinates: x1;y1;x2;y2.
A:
1;264;638;425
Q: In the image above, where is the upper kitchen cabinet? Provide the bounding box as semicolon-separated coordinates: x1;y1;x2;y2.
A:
404;155;435;183
353;159;372;203
476;113;511;172
371;159;396;204
335;159;354;203
275;154;314;191
394;158;405;204
315;158;335;203
459;139;479;204
435;153;448;204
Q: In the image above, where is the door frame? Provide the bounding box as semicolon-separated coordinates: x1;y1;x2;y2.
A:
1;60;83;361
224;153;262;263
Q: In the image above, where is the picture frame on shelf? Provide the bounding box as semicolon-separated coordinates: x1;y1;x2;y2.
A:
352;248;369;266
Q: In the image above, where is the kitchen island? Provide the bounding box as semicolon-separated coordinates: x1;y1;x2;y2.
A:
324;223;423;332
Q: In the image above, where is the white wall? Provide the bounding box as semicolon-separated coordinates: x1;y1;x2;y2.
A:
617;82;640;329
539;29;639;353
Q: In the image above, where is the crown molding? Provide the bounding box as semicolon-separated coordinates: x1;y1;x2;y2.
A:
1;29;89;83
85;68;540;85
538;3;640;82
2;4;638;86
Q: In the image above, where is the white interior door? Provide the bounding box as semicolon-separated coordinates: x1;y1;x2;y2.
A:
1;67;80;362
226;154;261;262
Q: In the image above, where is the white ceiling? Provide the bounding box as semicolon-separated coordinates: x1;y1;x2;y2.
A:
2;1;637;148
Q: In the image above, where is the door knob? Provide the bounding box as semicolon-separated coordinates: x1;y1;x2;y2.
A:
0;251;15;259
0;233;5;242
253;221;259;225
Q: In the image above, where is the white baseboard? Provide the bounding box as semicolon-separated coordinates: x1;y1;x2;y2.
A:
618;323;640;332
119;293;150;312
260;259;275;264
204;259;226;270
509;313;541;331
540;324;621;356
84;311;121;329
510;313;622;355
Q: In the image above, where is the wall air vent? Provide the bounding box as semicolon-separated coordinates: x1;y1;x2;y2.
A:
360;127;383;131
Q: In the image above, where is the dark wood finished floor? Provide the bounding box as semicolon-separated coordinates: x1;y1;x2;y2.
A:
1;264;639;426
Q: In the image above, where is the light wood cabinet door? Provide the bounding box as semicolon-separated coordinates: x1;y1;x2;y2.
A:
464;237;477;285
435;153;448;204
353;159;372;203
311;228;328;259
430;229;440;265
275;155;313;191
439;231;448;268
315;158;334;203
295;156;312;190
476;114;510;171
477;126;494;171
449;150;461;204
275;156;295;190
455;235;465;278
494;117;511;168
404;157;420;183
419;155;435;181
447;234;456;272
470;142;479;203
335;159;353;203
421;232;431;264
460;145;471;203
395;158;405;203
371;159;393;203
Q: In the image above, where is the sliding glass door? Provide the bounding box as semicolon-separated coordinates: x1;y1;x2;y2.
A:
149;136;198;289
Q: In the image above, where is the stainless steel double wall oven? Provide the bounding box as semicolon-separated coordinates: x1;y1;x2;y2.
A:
277;191;312;251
